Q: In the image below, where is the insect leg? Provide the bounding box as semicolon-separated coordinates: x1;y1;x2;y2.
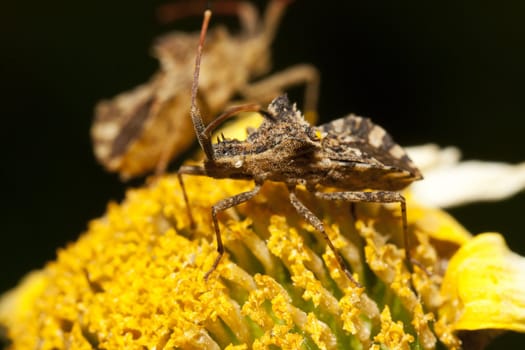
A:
177;165;208;229
349;203;357;224
156;1;259;34
288;186;362;287
263;0;294;44
240;64;320;123
206;184;262;280
314;191;414;274
176;173;195;230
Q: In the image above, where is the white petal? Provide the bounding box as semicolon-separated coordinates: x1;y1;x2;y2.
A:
405;144;525;207
405;144;461;173
410;159;525;208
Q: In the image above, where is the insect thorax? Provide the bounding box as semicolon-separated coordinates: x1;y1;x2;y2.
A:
204;96;320;178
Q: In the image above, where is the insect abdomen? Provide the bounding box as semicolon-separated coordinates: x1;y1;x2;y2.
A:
319;162;417;191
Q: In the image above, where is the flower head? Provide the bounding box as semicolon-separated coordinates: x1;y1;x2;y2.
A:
1;142;525;349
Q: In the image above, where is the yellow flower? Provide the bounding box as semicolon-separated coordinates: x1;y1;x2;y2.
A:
1;144;525;349
440;233;525;333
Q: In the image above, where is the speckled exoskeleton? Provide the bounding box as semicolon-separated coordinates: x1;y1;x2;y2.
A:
180;10;423;285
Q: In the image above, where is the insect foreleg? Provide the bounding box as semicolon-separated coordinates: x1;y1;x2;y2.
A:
314;190;413;274
205;184;262;280
177;165;208;229
288;186;362;287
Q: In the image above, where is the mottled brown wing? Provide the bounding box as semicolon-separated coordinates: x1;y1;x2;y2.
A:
317;114;422;179
91;80;157;172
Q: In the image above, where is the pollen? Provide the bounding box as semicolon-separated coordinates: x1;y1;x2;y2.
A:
372;306;415;350
1;174;524;349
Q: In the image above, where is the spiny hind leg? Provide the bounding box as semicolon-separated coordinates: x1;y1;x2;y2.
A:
313;190;413;274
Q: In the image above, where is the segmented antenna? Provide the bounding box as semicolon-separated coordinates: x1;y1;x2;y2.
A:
191;9;214;160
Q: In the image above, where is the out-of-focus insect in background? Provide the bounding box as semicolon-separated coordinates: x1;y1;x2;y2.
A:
1;2;525;347
91;0;319;180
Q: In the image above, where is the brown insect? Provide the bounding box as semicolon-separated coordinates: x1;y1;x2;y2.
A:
179;10;423;286
91;0;319;180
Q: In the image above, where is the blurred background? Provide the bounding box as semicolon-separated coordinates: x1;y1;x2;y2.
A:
1;1;524;347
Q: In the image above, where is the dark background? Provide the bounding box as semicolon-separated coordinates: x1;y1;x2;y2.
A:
1;1;524;348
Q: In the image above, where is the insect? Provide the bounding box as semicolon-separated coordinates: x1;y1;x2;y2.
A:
179;10;423;286
91;0;319;180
